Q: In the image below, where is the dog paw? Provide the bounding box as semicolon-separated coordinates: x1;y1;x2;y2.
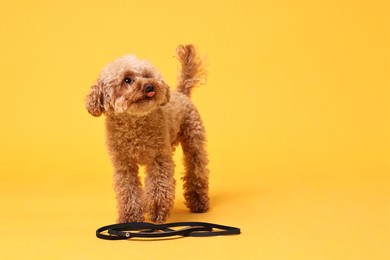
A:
117;212;145;223
149;213;168;224
185;192;210;213
148;204;170;223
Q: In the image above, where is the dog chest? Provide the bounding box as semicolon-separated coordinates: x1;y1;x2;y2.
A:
105;114;170;164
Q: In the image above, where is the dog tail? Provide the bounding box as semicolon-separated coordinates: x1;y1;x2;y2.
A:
176;44;206;98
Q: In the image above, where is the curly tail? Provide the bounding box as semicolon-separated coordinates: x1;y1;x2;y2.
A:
176;44;206;97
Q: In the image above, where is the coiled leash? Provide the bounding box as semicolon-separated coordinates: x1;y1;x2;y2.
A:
96;222;240;240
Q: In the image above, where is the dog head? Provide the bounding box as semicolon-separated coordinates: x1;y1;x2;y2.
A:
86;55;170;117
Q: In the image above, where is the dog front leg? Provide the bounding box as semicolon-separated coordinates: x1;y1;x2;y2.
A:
113;162;145;223
144;153;175;223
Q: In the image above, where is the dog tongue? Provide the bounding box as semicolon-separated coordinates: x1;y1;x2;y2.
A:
147;91;156;97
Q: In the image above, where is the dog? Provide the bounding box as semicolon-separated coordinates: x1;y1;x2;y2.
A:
86;45;210;223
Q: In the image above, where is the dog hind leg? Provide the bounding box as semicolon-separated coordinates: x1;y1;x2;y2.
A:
180;109;210;213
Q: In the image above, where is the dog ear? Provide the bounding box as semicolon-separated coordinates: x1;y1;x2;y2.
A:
86;82;104;117
161;81;170;106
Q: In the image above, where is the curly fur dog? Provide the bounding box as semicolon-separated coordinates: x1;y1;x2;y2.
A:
86;45;210;223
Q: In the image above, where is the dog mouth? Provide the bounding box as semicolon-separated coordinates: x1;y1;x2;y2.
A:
145;84;156;98
131;84;156;104
134;84;157;105
114;83;160;114
127;85;158;110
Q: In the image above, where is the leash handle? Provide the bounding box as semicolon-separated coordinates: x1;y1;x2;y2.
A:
96;222;240;240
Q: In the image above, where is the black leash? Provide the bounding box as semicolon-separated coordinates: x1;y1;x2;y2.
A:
96;222;240;240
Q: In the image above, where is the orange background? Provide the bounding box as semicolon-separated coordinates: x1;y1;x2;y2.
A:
0;0;389;259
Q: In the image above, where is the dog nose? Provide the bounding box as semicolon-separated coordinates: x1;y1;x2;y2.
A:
145;84;154;94
145;84;156;97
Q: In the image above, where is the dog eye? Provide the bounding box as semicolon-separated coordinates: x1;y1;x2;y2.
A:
124;77;134;84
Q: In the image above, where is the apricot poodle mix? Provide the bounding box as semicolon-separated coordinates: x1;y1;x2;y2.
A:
86;45;210;223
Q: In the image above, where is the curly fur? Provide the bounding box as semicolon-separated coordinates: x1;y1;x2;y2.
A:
176;44;206;97
86;44;210;223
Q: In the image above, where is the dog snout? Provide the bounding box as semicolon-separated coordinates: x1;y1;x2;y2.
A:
145;84;155;94
145;84;156;98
